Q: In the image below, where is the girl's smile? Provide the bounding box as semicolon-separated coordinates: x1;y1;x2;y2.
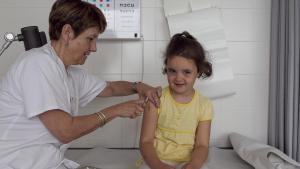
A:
166;56;199;100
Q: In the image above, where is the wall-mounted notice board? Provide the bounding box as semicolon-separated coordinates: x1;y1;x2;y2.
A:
85;0;141;40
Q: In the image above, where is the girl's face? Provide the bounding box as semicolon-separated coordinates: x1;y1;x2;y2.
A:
66;26;99;65
166;56;199;97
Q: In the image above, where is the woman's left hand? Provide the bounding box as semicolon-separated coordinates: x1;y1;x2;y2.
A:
136;83;162;108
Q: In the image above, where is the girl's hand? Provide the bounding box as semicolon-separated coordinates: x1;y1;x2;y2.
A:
159;164;176;169
181;163;196;169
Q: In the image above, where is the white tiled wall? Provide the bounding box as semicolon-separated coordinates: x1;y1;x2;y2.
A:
213;0;271;146
0;0;271;147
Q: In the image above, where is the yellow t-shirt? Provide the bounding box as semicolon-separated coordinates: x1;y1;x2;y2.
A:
154;87;213;162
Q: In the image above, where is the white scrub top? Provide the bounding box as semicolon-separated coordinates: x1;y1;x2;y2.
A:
0;44;106;169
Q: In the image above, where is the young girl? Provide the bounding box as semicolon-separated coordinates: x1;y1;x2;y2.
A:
139;31;213;169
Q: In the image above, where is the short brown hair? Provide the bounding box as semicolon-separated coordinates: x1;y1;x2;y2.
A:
49;0;107;40
163;31;212;78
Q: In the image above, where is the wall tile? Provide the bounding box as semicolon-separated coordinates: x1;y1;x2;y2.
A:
121;73;144;83
155;8;170;40
222;9;270;42
142;74;168;87
93;74;122;82
0;7;50;34
141;0;156;8
254;9;271;43
156;0;163;7
220;0;271;9
0;0;55;7
141;8;156;40
141;0;163;8
211;108;268;145
227;42;270;75
143;41;167;74
221;75;269;111
122;41;143;74
83;41;122;74
0;43;24;74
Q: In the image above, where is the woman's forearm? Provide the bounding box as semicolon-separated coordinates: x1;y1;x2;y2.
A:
39;110;103;144
104;81;137;96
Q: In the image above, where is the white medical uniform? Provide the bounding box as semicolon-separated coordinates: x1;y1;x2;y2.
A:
0;44;106;169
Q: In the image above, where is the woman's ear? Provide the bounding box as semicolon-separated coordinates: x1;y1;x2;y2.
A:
61;24;74;45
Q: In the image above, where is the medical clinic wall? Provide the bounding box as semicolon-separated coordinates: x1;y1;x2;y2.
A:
0;0;271;146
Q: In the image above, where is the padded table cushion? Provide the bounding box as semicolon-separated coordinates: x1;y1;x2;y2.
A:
66;146;254;169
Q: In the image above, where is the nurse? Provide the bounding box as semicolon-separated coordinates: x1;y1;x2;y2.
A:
0;0;161;168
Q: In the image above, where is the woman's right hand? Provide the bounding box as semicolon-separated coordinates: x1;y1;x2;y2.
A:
106;99;146;119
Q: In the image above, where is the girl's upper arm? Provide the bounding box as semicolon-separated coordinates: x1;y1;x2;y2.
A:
194;120;212;148
140;101;158;143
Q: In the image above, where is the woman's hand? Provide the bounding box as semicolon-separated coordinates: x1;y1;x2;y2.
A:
136;83;162;108
105;99;146;119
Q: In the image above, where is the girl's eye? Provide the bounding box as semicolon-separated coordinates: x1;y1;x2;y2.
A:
167;68;176;74
183;70;192;75
87;37;94;41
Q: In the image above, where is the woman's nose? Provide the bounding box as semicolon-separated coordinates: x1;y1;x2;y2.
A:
90;42;97;52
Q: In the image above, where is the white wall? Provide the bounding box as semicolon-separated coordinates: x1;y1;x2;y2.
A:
214;0;271;145
0;0;271;147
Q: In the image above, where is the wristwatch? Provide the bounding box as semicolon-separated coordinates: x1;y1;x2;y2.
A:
132;81;141;93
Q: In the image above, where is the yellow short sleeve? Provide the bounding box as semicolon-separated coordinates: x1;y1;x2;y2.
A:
199;99;213;122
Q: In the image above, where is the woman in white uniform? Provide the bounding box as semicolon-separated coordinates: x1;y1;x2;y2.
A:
0;0;161;168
